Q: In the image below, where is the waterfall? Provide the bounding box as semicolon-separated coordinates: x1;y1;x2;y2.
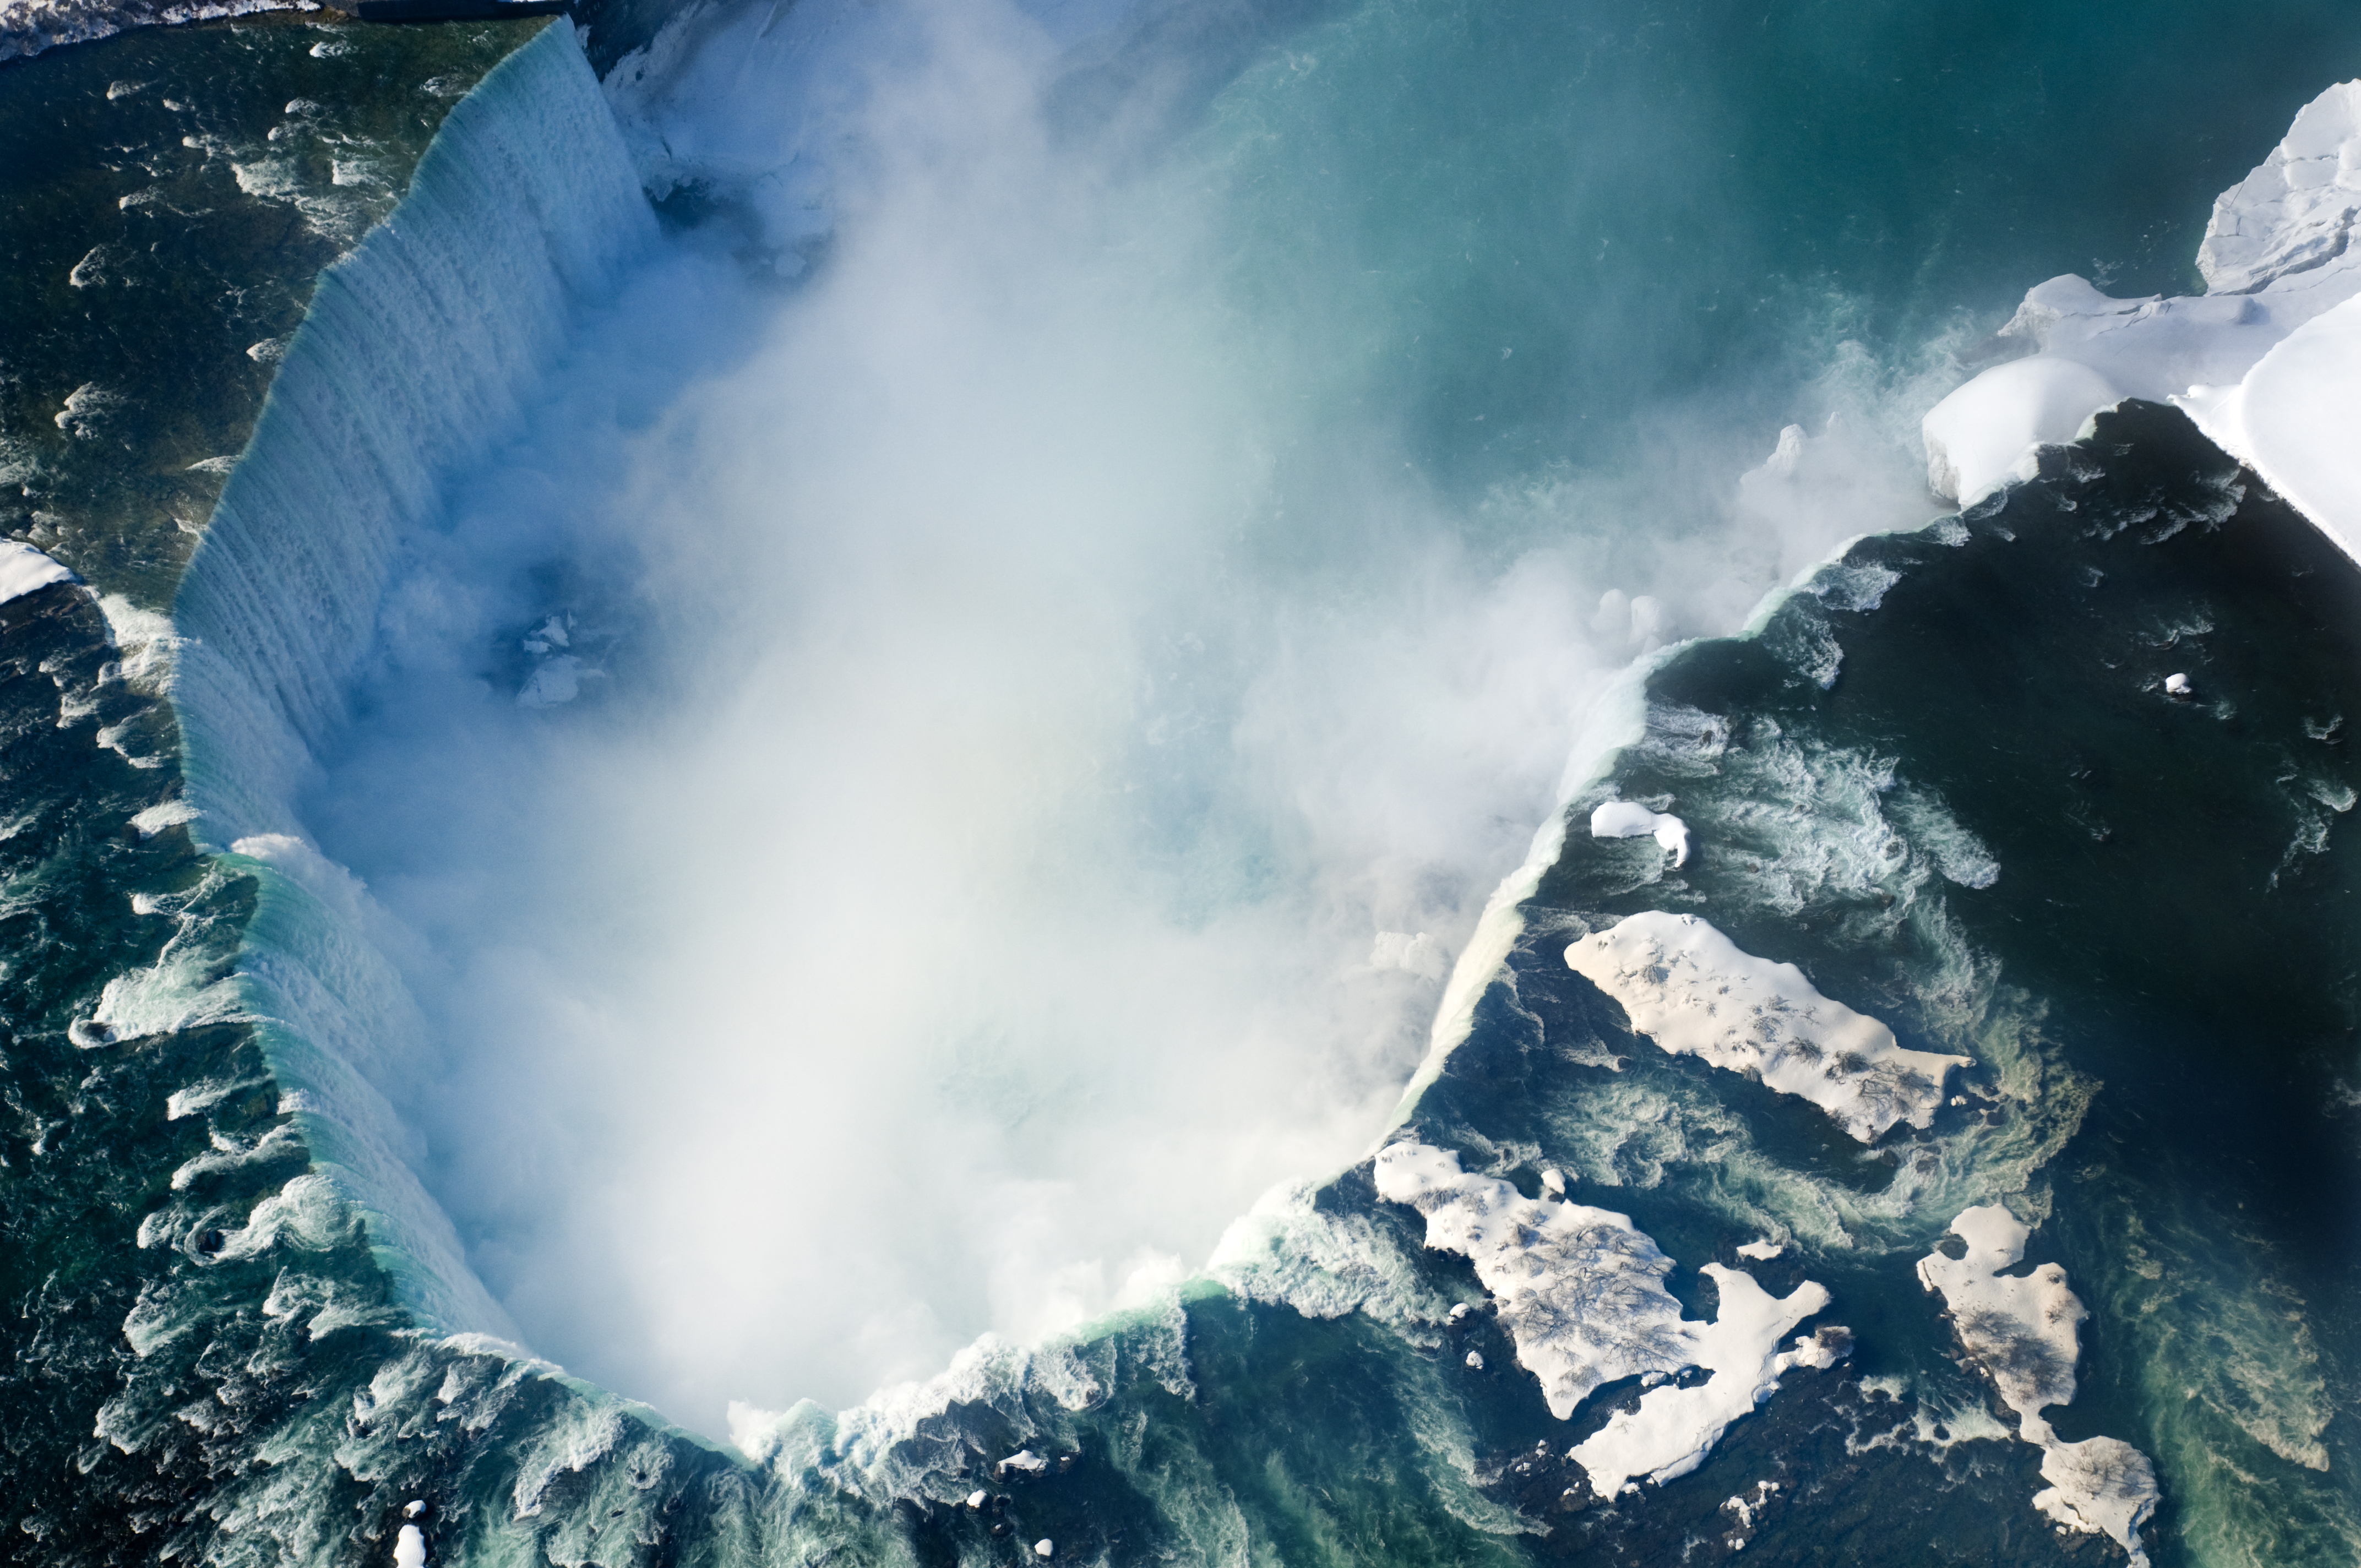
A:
168;19;657;1331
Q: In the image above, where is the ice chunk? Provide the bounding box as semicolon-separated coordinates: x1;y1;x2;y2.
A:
1588;800;1692;866
1565;911;1970;1141
394;1524;426;1568
2198;81;2361;295
965;1489;987;1509
997;1449;1048;1477
1032;1540;1053;1559
1465;1350;1484;1369
1540;1167;1566;1196
1922;355;2120;507
1734;1239;1783;1261
1373;1141;1838;1487
1918;1206;2159;1566
1922;79;2361;560
402;1500;427;1520
2164;673;2191;697
0;541;75;605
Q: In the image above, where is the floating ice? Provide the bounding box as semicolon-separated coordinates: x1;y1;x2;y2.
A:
2164;673;2191;697
1922;80;2361;560
1373;1142;1840;1495
965;1489;986;1509
1734;1240;1783;1261
1465;1350;1484;1370
1564;911;1970;1142
1032;1541;1053;1559
393;1523;426;1568
1539;1167;1566;1196
402;1500;427;1518
1588;799;1692;866
0;541;75;606
997;1449;1047;1477
1918;1206;2159;1567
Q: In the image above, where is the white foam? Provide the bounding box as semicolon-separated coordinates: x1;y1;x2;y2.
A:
1373;1141;1839;1496
1588;799;1692;866
1921;79;2361;558
1564;911;1970;1142
0;541;75;605
1917;1206;2158;1566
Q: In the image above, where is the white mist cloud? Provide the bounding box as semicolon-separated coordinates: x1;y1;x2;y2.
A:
295;0;1957;1437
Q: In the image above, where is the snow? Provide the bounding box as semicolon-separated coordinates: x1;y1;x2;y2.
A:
2184;290;2361;561
1923;355;2122;508
1564;911;1970;1142
1568;1267;1845;1498
1373;1142;1841;1496
1920;78;2361;558
0;541;76;605
1589;799;1692;866
1918;1206;2159;1567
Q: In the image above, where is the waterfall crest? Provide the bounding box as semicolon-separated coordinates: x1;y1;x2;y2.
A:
168;19;656;1331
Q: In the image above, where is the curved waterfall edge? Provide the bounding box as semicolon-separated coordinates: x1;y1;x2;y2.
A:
164;17;659;1338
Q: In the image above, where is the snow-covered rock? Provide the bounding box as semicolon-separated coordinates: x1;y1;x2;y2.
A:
1565;911;1969;1142
1918;1206;2159;1567
1589;800;1693;866
1373;1142;1842;1497
1922;78;2361;560
0;541;77;606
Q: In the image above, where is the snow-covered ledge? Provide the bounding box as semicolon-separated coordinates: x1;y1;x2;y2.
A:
1923;81;2361;559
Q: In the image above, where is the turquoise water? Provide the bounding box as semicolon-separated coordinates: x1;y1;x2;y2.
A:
2;0;2360;1563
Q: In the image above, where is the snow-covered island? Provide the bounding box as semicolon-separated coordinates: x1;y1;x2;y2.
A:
1565;911;1970;1142
1924;80;2361;558
1373;1142;1846;1499
1918;1206;2159;1566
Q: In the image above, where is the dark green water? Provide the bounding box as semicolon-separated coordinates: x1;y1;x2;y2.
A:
0;13;543;603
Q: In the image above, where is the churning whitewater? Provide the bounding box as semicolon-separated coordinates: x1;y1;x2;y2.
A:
4;0;2360;1564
